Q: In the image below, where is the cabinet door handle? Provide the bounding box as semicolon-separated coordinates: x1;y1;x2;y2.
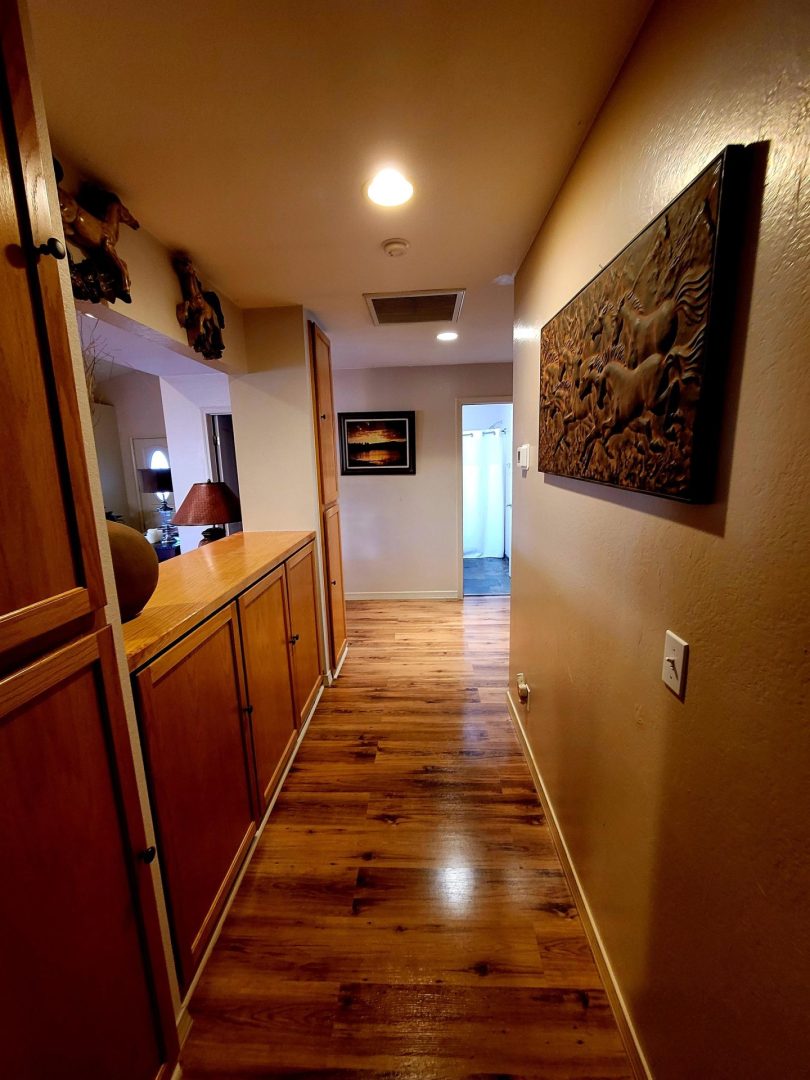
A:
138;846;157;865
289;634;299;645
36;236;66;260
320;413;327;420
243;705;254;716
331;579;337;586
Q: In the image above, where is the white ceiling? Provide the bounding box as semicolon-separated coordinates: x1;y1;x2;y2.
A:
28;0;649;370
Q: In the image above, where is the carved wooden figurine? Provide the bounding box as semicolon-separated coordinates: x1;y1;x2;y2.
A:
54;159;139;304
172;254;226;360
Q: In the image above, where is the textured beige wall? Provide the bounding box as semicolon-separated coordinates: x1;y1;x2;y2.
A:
510;0;810;1075
334;362;513;597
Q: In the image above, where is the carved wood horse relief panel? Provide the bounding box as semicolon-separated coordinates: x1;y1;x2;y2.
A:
538;146;744;502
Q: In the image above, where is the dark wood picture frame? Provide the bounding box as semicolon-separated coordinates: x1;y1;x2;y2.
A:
538;145;745;502
338;411;416;475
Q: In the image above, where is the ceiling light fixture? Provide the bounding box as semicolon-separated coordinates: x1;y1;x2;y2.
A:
367;168;414;207
437;331;458;342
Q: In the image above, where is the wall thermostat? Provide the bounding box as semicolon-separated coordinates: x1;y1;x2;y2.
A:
516;444;531;470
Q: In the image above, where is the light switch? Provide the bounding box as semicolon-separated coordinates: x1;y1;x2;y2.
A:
516;444;531;470
662;630;688;699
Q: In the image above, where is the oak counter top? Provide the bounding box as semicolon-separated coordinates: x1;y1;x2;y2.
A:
122;531;315;672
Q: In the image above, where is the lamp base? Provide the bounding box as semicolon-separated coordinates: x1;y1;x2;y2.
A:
199;526;227;546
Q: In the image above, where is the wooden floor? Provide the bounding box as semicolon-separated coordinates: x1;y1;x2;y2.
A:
181;598;630;1078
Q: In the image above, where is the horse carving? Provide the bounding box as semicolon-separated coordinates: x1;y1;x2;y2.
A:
172;254;226;360
54;160;139;304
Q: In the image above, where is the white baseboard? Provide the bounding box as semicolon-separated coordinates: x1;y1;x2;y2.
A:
345;590;458;600
505;690;651;1080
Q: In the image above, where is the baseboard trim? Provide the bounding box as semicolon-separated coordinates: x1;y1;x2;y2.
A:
345;590;457;600
332;642;349;678
505;690;651;1080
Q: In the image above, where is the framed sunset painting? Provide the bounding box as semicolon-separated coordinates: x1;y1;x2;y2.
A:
338;411;416;475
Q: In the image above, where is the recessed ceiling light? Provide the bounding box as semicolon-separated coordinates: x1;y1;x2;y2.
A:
493;273;514;286
437;331;458;342
82;312;97;319
367;168;414;207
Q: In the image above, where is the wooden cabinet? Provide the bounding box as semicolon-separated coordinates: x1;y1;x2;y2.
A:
0;630;177;1080
323;503;348;670
308;321;348;674
310;321;339;508
135;605;256;992
0;4;104;667
238;564;298;808
0;7;177;1076
285;540;324;724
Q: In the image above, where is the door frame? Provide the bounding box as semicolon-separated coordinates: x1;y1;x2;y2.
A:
455;395;513;599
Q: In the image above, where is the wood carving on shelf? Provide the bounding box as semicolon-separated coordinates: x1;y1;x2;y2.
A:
54;160;139;304
172;254;226;360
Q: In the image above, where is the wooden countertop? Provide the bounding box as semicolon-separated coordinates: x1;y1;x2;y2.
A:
122;531;314;673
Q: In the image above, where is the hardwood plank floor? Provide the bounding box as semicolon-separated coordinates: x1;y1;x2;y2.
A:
181;598;631;1079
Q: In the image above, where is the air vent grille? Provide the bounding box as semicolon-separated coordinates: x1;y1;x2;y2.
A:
364;289;465;326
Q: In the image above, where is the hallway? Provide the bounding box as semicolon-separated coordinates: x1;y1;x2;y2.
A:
181;599;630;1078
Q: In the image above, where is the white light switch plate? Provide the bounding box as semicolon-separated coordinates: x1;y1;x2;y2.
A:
662;630;689;699
516;444;531;470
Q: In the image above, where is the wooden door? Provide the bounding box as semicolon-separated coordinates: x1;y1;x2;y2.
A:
285;542;323;724
309;321;339;508
323;503;348;670
238;565;297;808
0;6;104;666
0;628;178;1080
135;604;256;991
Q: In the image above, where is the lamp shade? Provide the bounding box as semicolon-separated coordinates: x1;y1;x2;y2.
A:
172;480;241;526
138;468;173;494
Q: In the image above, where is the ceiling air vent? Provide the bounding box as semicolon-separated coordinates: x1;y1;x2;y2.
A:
364;289;465;326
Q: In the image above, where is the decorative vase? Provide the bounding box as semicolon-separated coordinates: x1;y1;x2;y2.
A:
106;520;160;622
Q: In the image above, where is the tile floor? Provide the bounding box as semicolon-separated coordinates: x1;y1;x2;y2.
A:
463;556;511;596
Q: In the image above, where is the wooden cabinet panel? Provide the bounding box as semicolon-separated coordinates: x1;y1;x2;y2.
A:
323;503;348;670
309;321;339;508
0;629;177;1080
285;541;323;724
238;564;297;808
0;8;103;665
135;605;256;991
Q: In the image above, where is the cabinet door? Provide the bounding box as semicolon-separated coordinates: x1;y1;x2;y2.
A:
285;541;324;724
323;503;348;670
135;604;256;991
0;628;177;1080
238;565;297;808
309;321;339;508
0;7;104;666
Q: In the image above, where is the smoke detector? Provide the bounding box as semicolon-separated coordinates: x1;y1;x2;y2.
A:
382;237;410;258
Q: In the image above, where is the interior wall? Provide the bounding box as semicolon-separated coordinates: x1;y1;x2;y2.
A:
159;373;232;548
509;0;810;1076
91;402;128;521
229;306;320;533
333;362;512;598
94;366;167;529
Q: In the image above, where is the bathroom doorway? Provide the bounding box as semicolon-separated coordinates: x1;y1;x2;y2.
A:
460;401;513;596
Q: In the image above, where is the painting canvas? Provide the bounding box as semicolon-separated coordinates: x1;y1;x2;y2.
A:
339;411;416;475
538;146;742;501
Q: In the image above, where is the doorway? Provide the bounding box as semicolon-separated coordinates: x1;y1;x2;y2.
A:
206;413;243;534
461;401;513;596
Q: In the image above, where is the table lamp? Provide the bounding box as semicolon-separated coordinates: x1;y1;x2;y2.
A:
138;467;174;543
172;480;241;545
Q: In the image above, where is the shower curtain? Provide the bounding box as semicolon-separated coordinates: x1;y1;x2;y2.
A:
462;429;505;558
